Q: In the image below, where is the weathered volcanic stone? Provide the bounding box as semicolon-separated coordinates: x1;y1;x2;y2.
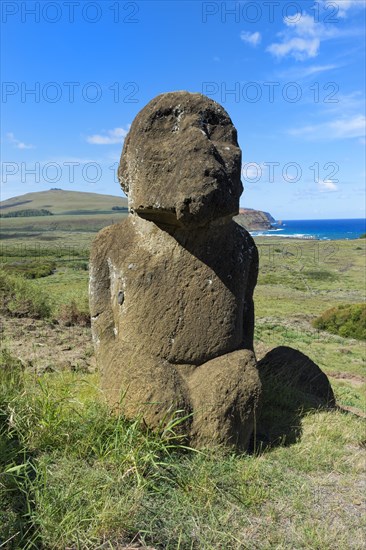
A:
118;91;243;228
257;346;336;408
188;349;260;450
89;91;261;449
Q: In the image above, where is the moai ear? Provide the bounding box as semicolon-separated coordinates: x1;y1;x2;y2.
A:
118;133;130;196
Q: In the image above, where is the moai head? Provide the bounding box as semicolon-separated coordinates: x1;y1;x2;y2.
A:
118;91;243;228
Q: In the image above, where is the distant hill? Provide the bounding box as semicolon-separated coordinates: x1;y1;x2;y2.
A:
0;190;275;232
0;189;128;215
235;208;275;231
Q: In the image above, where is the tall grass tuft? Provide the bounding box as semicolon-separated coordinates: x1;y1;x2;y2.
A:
0;349;195;548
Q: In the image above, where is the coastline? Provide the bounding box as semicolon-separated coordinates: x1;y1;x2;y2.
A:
250;218;366;241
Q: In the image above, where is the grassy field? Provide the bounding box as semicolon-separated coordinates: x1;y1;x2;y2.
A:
0;212;128;236
0;224;365;549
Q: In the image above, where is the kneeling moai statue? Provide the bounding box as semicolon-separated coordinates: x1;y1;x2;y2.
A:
89;91;261;450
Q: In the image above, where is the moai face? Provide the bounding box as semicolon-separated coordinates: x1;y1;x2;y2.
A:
118;91;243;228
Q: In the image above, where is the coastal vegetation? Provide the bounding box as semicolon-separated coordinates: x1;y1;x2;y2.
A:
0;209;53;218
313;303;366;341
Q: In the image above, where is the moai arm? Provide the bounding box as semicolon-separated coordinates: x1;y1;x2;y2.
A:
242;232;259;352
89;225;116;349
181;226;260;452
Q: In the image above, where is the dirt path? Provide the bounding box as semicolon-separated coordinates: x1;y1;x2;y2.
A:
0;316;96;373
329;371;365;387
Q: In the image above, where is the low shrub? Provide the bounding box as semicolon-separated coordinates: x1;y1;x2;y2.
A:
2;260;56;279
0;268;52;319
0;208;53;218
303;269;337;281
313;303;366;340
70;261;88;271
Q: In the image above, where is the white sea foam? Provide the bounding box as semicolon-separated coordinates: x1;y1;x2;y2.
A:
249;232;329;240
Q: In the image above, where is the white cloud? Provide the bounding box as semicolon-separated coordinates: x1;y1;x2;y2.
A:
289;115;366;140
320;0;366;18
267;13;339;60
6;132;35;149
268;36;320;60
322;91;364;115
294;64;338;76
319;179;338;192
240;31;261;47
86;127;129;145
330;115;366;138
278;64;339;79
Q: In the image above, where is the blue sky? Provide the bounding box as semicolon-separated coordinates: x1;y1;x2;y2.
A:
1;0;365;219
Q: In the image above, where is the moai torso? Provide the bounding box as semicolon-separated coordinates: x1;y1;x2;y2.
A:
90;214;257;366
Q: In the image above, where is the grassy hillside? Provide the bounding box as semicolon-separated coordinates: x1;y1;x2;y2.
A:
0;190;129;244
0;189;128;215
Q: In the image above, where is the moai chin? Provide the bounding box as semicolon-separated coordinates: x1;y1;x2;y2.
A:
89;91;261;450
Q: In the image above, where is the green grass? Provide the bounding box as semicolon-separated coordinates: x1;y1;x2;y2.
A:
0;350;365;549
255;238;366;319
0;190;129;244
0;212;127;234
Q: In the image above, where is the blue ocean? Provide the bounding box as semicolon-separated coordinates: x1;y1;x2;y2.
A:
251;219;366;240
